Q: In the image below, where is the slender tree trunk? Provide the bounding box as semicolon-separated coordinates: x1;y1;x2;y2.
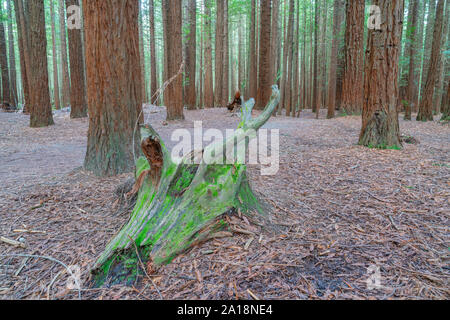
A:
12;0;29;110
256;0;272;110
320;0;328;109
203;0;214;108
162;0;184;120
221;0;229;105
7;0;17;107
198;8;204;108
313;0;319;117
281;0;294;115
308;6;313;110
149;0;158;104
248;0;257;100
300;2;307;114
405;0;419;120
238;14;245;92
420;0;437;103
0;6;11;106
66;0;87;119
327;0;344;119
50;0;60;111
270;0;280;86
59;0;70;108
28;0;54;128
432;0;449;114
418;0;445;122
359;0;403;148
335;3;346;111
139;0;147;104
340;0;365;114
291;0;300;116
83;0;142;176
185;0;197;109
399;0;414;112
441;81;450;120
214;0;224;106
412;0;425;112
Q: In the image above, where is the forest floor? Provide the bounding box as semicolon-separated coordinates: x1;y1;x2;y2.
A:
0;106;449;300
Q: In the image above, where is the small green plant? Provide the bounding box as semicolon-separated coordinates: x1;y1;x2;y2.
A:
367;143;401;150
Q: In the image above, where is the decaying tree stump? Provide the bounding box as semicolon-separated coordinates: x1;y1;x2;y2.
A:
91;86;280;286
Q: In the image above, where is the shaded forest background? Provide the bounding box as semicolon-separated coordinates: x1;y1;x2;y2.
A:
0;0;448;121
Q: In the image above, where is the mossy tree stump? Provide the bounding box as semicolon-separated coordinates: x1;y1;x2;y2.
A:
91;86;280;286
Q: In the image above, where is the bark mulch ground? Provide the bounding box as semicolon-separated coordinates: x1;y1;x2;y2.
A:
0;107;448;300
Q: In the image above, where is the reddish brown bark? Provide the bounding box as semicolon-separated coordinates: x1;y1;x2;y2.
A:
162;0;184;120
214;0;225;106
359;0;403;148
59;0;71;108
291;1;300;116
405;0;419;120
340;0;365;114
420;0;437;103
139;0;147;104
12;0;29;111
7;0;17;107
327;0;344;119
83;0;142;176
312;0;319;116
433;0;449;114
149;0;158;103
256;0;272;110
185;0;197;110
28;0;54;127
281;0;294;115
203;0;214;108
270;0;280;88
221;0;229;106
248;0;257;100
418;0;445;122
0;6;11;107
441;81;450;120
66;0;87;119
50;0;60;110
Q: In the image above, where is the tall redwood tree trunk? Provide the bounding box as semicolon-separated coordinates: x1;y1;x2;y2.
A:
417;0;445;122
214;0;224;107
185;0;197;110
50;0;60;110
420;0;437;103
312;0;319;116
66;0;87;119
327;0;344;119
203;0;214;108
13;0;30;111
28;0;54;127
0;6;11;107
149;0;158;103
83;0;142;176
221;0;229;105
359;0;403;148
7;0;17;107
256;0;272;109
281;0;294;115
162;0;184;120
405;0;419;120
59;0;71;108
340;0;365;114
248;0;257;100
